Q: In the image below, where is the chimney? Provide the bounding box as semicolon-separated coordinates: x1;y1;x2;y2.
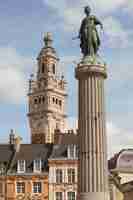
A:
9;129;15;145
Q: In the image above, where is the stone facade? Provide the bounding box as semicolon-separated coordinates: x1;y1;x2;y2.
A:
49;160;78;200
28;33;67;144
0;174;48;200
48;144;78;200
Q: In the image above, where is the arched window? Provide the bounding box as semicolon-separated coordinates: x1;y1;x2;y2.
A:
39;97;41;104
53;97;55;103
52;64;55;74
59;100;62;107
56;99;58;104
34;98;38;104
42;96;45;103
42;63;45;73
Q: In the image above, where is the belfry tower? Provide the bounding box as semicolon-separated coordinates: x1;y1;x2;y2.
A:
28;33;67;144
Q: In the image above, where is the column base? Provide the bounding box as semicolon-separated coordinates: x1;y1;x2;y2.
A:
80;192;109;200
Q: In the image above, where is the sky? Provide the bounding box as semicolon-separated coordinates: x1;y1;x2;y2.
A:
0;0;133;157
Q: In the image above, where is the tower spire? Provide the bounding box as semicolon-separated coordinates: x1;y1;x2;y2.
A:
43;32;53;48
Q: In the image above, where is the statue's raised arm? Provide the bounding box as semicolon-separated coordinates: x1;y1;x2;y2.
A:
79;6;103;57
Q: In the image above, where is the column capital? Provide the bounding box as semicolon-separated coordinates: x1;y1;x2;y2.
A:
75;63;107;79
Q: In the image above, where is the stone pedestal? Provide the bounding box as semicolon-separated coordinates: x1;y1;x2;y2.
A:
75;57;109;200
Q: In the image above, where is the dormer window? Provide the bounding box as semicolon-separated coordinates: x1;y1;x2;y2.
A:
17;160;25;173
34;159;42;173
67;145;78;159
0;164;5;175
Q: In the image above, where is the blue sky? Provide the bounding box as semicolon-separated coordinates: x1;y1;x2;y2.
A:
0;0;133;157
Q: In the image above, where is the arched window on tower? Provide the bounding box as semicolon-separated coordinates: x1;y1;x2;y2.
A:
56;99;58;104
39;97;41;104
42;96;45;103
34;98;38;104
42;63;45;73
52;64;56;74
59;100;62;107
53;97;55;103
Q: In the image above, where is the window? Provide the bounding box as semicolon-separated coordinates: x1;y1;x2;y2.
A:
0;183;3;194
59;100;62;107
0;164;5;175
56;99;58;104
42;63;45;73
68;145;75;158
75;146;79;158
52;64;55;74
34;98;38;104
34;159;41;172
68;169;75;183
39;97;41;104
56;192;62;200
33;182;42;193
53;97;55;103
42;96;45;103
56;123;60;129
68;145;78;159
56;169;63;184
68;192;75;200
18;160;25;173
16;182;25;193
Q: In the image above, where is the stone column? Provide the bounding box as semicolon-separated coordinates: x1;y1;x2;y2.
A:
75;59;109;200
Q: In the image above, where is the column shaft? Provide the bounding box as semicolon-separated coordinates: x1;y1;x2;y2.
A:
76;63;109;200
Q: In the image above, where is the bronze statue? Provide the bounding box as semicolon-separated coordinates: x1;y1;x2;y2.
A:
79;6;103;56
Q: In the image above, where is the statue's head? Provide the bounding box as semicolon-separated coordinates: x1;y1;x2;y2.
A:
84;6;91;15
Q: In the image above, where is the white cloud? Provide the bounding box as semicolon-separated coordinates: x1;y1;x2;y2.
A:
0;68;25;104
107;122;133;158
0;47;34;104
44;0;126;17
123;0;133;14
103;16;132;48
92;0;125;14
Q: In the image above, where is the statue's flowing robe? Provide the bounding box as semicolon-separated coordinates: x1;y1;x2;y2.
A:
79;15;101;56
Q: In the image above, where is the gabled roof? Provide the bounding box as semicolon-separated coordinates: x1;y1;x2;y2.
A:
0;144;13;162
15;144;52;161
54;132;78;145
0;143;53;173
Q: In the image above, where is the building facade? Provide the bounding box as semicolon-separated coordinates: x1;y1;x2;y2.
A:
0;133;50;200
48;144;78;200
0;174;48;200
